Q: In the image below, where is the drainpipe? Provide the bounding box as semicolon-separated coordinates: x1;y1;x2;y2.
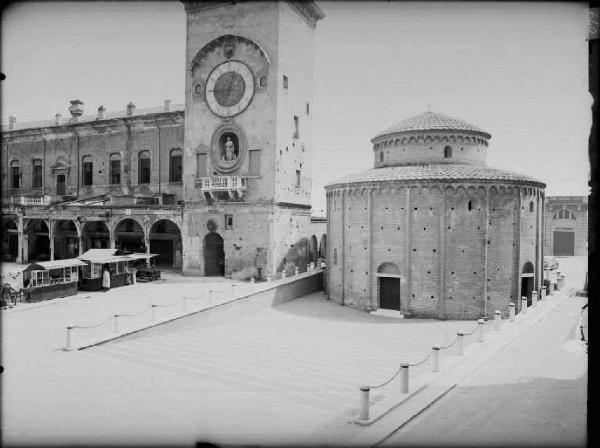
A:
73;127;80;198
155;119;162;196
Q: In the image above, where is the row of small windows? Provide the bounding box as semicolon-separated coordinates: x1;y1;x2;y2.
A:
9;149;183;189
553;209;576;220
379;145;453;162
374;136;487;149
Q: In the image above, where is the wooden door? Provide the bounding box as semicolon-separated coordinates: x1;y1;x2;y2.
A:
379;277;400;310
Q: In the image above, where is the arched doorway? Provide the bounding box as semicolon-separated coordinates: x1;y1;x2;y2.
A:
310;235;318;262
26;219;50;261
1;219;18;261
521;261;535;307
149;219;182;269
377;262;401;311
204;232;224;276
54;220;79;260
115;219;145;253
82;221;110;251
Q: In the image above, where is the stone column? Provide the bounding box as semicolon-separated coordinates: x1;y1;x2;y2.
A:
145;238;151;267
109;237;116;249
78;236;84;255
16;216;24;264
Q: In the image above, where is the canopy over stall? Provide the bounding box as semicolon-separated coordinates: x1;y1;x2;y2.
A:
23;258;88;302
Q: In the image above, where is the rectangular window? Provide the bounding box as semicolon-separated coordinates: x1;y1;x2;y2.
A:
138;158;151;184
225;214;233;230
249;149;261;176
110;160;121;185
170;153;183;183
283;75;288;89
11;166;20;189
295;170;301;188
196;153;207;177
293;116;299;139
306;103;310;115
82;159;93;186
32;160;43;189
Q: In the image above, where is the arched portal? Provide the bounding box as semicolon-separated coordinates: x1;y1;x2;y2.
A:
149;219;182;269
309;235;318;262
54;220;79;260
204;232;224;276
1;219;18;261
82;221;110;252
319;234;327;261
26;219;50;261
521;261;535;307
115;219;145;253
377;262;401;311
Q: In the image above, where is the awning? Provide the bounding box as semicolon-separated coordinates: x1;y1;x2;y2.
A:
78;249;157;264
24;259;88;272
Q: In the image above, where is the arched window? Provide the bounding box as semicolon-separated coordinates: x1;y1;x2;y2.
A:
32;159;43;189
380;151;384;163
553;209;575;220
169;148;183;183
138;151;151;184
10;160;20;189
467;200;473;211
444;146;452;158
82;155;93;186
529;201;534;212
333;248;338;265
109;153;121;185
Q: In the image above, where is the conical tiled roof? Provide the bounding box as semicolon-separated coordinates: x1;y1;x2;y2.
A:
373;111;491;140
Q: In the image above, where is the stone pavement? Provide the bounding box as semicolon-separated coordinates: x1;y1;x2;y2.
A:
1;256;586;446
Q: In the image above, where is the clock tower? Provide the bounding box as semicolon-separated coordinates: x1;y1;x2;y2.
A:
181;1;325;278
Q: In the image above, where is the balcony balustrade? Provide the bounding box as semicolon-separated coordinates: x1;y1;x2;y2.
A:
195;176;247;200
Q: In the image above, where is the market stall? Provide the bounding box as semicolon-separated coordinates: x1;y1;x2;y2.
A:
78;249;156;291
22;259;88;302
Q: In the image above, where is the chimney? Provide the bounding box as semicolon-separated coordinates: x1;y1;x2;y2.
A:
68;99;84;123
8;116;16;130
54;113;62;126
164;99;172;112
97;105;106;120
126;102;135;116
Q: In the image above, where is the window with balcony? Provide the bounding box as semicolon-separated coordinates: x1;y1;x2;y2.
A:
170;148;183;183
82;155;93;186
10;161;20;189
138;151;151;184
249;149;261;176
109;153;121;185
32;159;43;189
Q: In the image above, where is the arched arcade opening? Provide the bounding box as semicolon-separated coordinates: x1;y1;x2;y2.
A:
1;219;18;262
26;219;50;262
82;221;110;252
115;219;146;253
53;220;79;260
149;219;182;269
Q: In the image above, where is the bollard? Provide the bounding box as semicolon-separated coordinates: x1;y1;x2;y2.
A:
521;296;528;314
295;266;299;276
494;310;501;331
250;277;255;285
282;270;286;279
509;302;515;321
359;386;370;421
267;275;272;282
541;287;546;301
400;364;409;394
532;290;538;307
65;326;74;350
307;263;311;272
182;296;187;313
207;289;213;306
231;284;236;299
113;314;120;333
456;332;464;355
477;319;485;342
151;304;157;322
432;345;440;372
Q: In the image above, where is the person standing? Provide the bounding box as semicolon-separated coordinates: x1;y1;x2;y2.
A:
102;264;111;291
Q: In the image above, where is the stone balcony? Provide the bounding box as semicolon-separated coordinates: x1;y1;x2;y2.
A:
195;176;247;201
9;194;50;206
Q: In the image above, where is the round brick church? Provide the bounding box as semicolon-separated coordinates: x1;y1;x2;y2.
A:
325;111;546;320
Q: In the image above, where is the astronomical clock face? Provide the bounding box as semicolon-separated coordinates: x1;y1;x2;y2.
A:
205;60;255;118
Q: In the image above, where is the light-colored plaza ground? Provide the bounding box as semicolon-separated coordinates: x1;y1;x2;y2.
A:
1;257;587;446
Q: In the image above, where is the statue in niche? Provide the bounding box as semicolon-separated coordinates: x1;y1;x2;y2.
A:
221;136;238;162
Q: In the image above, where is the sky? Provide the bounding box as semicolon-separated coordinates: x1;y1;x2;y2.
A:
1;1;591;214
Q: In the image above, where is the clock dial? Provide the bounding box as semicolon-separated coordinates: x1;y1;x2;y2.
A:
205;61;254;117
